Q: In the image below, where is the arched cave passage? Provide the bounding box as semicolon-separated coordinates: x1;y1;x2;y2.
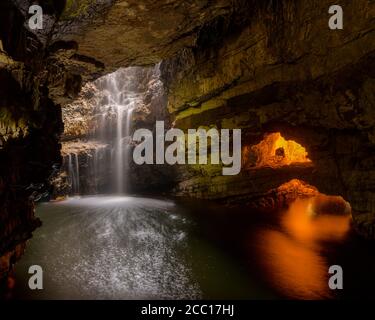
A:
240;131;353;218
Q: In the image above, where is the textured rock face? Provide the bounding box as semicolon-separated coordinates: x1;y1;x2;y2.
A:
0;1;63;283
39;0;242;107
160;0;375;238
54;0;233;68
1;0;375;285
62;83;100;140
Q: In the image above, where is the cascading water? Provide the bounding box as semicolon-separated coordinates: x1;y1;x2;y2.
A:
64;66;162;195
93;68;141;194
66;153;80;194
74;153;80;193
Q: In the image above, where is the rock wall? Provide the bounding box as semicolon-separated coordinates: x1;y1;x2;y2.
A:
160;0;375;238
0;1;63;284
1;0;243;283
1;0;375;286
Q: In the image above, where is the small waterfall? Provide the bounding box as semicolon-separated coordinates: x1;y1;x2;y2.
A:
92;67;148;194
62;65;162;196
92;148;99;192
66;153;80;195
67;154;73;191
114;107;133;193
74;153;80;194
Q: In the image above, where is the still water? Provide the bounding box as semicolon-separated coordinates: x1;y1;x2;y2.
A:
10;195;375;299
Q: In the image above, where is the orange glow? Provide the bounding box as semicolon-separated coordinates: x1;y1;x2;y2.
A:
275;179;318;198
251;132;311;167
253;195;351;299
256;229;329;299
281;198;351;244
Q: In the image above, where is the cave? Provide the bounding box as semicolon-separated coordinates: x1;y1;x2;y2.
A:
1;0;375;301
248;132;312;168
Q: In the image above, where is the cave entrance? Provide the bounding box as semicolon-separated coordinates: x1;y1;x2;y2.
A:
245;132;351;224
249;132;312;168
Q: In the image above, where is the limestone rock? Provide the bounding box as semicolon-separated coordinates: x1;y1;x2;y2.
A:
160;0;375;238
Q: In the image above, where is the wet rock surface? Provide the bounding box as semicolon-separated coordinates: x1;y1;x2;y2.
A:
0;0;63;281
1;0;375;284
160;0;375;238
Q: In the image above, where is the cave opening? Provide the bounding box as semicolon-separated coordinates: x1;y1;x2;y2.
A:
244;132;352;224
247;132;312;169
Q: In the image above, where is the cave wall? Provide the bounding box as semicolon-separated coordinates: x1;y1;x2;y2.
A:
160;0;375;238
0;1;63;282
0;0;241;282
1;0;375;286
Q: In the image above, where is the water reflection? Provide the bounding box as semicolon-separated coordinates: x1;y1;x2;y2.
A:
7;194;372;300
254;197;351;299
282;197;351;244
12;196;200;300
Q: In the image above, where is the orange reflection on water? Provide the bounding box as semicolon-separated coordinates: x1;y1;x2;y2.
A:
282;198;351;244
254;197;351;299
257;229;329;299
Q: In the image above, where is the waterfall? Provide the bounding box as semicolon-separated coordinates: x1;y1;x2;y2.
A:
67;154;73;193
92;67;147;194
62;65;162;196
74;153;80;194
66;153;80;195
114;107;133;193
